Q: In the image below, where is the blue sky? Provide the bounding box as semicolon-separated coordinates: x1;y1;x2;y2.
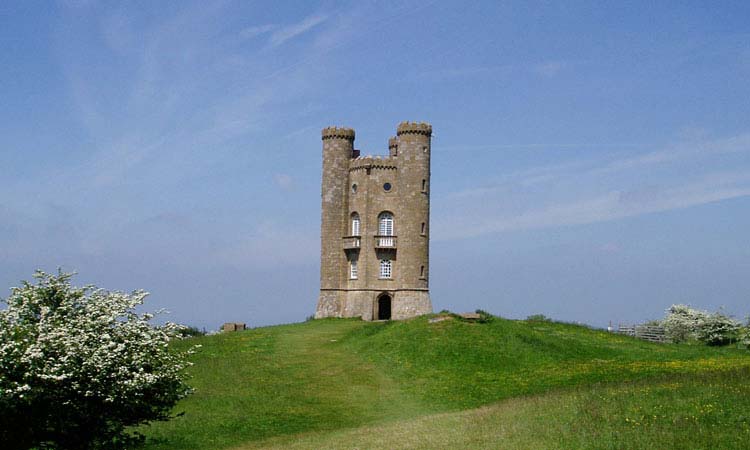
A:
1;1;749;329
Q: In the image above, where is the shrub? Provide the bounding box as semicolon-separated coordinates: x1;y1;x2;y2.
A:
695;311;741;346
526;314;552;322
662;304;707;343
475;309;495;324
741;320;750;350
662;304;741;346
0;271;197;449
179;325;207;338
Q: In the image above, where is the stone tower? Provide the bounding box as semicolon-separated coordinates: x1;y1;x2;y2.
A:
315;122;433;320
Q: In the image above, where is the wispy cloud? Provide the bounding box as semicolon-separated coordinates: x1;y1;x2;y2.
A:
268;14;328;48
435;132;750;239
416;59;572;82
533;61;568;77
438;171;750;239
592;133;750;175
274;174;294;191
240;24;276;40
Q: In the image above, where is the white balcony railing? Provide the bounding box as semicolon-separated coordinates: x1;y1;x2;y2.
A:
374;235;397;249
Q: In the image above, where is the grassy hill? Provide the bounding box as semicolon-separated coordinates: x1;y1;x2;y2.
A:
139;316;750;449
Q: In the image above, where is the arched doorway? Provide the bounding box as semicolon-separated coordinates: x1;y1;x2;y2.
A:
377;294;392;320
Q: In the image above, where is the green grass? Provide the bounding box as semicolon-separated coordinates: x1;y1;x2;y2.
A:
236;368;750;450
138;317;750;449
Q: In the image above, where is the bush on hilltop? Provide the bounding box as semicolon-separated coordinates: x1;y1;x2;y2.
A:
662;304;741;346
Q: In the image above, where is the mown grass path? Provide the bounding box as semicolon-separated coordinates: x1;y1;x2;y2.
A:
236;368;750;450
140;320;425;449
139;318;750;449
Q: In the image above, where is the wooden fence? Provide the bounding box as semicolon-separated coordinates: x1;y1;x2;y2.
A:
617;324;669;343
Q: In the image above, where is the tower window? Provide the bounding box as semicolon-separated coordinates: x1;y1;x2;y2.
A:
378;212;394;236
351;212;360;236
383;182;392;192
380;259;392;279
421;222;426;235
350;256;358;279
421;179;427;192
420;265;425;278
352;183;357;193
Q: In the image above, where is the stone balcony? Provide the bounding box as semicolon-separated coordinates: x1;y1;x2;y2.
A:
374;235;397;249
342;236;361;250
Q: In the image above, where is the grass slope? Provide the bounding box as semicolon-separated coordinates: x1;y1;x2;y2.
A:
237;369;750;450
140;317;750;449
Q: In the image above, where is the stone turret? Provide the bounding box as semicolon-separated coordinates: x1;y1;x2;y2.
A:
318;127;355;318
315;122;433;321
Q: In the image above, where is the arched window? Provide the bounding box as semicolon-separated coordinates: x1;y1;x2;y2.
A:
378;212;394;247
351;212;360;236
378;212;394;236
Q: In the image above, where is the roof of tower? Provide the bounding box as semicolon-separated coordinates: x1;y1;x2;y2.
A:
322;126;355;140
388;136;398;149
396;121;432;137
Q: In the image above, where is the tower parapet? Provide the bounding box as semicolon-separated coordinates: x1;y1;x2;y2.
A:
322;126;355;141
388;136;399;157
349;155;398;171
396;121;432;137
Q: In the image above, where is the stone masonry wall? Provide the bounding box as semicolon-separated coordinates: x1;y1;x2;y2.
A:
316;122;432;320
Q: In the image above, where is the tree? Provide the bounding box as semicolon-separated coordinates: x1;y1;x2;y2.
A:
695;310;741;346
0;271;197;449
662;304;707;343
662;304;741;346
741;318;750;350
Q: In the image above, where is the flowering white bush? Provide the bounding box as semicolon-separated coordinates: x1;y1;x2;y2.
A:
662;304;707;343
695;311;741;346
662;304;741;346
739;318;750;350
0;271;197;449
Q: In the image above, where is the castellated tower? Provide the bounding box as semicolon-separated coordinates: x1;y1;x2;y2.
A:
315;122;433;320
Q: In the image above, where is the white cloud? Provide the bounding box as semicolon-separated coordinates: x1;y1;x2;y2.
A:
240;24;276;40
210;221;317;269
268;14;328;48
592;133;750;176
437;173;750;240
435;132;750;240
534;61;567;77
274;174;294;191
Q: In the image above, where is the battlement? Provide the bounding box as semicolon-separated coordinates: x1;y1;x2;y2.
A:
322;126;355;141
349;155;397;171
396;121;432;137
388;137;398;149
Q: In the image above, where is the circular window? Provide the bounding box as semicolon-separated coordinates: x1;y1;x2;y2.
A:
383;182;392;192
351;183;357;193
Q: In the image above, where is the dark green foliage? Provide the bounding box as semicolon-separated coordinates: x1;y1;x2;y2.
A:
179;326;207;338
474;309;495;323
526;314;552;322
